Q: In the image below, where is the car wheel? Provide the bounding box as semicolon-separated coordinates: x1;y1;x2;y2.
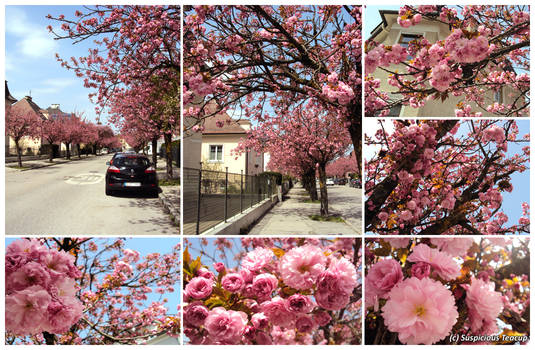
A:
105;186;112;196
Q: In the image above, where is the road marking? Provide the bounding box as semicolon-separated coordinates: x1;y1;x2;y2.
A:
64;173;105;185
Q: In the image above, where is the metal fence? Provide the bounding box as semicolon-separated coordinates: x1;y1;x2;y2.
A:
183;167;279;235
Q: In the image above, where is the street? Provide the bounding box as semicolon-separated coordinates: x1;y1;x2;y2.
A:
5;156;177;235
248;185;362;235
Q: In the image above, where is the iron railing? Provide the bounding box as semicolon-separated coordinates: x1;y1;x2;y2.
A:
183;167;279;234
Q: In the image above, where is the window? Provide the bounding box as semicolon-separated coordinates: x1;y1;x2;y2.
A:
494;88;503;104
387;105;402;117
398;33;423;60
209;145;223;162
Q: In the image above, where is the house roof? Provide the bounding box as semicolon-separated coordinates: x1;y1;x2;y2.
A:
202;111;249;135
369;10;399;40
5;81;17;104
11;96;46;120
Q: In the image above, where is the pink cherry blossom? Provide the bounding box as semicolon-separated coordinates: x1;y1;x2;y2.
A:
204;307;248;344
407;244;460;281
463;277;503;335
382;277;458;344
184;302;210;327
367;259;403;295
222;273;245;292
241;247;274;272
279;245;326;290
184;277;213;299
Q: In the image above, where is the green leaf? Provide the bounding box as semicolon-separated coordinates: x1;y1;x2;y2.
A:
205;297;225;309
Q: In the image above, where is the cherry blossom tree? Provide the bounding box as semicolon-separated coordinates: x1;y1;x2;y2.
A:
326;154;359;178
59;113;85;160
41;117;66;162
78;119;98;157
183;237;362;345
365;120;530;235
365;237;530;345
365;5;529;117
94;125;120;154
5;106;43;167
267;148;319;201
235;101;352;216
47;5;180;179
184;5;362;177
5;238;180;345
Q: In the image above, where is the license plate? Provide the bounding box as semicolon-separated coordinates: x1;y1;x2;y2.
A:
124;182;141;187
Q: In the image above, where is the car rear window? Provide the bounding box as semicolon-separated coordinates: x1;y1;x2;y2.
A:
113;157;150;167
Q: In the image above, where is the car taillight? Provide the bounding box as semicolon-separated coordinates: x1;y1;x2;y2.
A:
107;166;121;173
145;167;156;174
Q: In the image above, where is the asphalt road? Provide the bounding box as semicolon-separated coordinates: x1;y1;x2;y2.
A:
5;156;177;235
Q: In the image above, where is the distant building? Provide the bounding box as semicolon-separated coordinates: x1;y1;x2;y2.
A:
6;95;46;156
368;9;524;117
41;103;77;157
201;111;264;176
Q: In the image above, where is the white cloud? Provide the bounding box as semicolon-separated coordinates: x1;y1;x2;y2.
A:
5;6;58;59
30;78;75;95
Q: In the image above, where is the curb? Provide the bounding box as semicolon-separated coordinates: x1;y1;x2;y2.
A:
159;189;180;227
7;155;105;172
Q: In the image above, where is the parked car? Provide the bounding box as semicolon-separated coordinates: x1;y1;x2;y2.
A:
337;178;348;186
105;153;158;196
326;178;335;186
349;178;362;188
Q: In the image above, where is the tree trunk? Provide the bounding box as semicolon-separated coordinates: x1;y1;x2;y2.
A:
15;139;22;168
164;133;173;180
302;167;318;200
318;163;329;216
347;99;362;182
49;142;54;162
77;144;81;159
66;143;71;160
152;137;158;168
43;331;55;345
348;116;362;182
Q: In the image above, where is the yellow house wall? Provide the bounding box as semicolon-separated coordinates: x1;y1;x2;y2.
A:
202;134;249;175
8;136;42;155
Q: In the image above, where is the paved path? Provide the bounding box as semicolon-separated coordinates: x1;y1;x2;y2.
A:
248;185;362;235
6;156;178;235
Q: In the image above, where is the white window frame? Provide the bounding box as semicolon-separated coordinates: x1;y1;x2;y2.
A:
208;144;224;163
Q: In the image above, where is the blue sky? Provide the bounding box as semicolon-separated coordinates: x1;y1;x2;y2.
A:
5;5;108;125
5;237;180;314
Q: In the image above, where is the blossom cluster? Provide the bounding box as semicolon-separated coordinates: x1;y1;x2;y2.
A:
5;239;83;336
365;119;530;235
364;5;530;117
183;238;361;345
365;238;529;345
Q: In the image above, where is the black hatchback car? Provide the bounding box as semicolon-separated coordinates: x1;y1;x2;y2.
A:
105;153;158;196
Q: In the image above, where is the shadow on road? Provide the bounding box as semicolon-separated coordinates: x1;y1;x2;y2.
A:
122;196;178;234
106;188;161;199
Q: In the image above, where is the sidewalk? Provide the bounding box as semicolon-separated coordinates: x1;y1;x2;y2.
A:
5;154;105;171
248;186;361;235
159;186;180;227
